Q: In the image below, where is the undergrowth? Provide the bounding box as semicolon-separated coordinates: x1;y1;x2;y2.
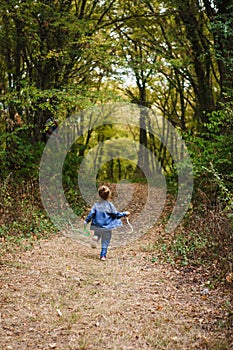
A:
150;193;233;285
0;174;58;255
0;172;88;256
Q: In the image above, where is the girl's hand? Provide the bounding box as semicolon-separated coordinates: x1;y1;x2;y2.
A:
125;211;130;216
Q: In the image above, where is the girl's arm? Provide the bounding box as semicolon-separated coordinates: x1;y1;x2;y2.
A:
108;202;130;219
84;205;96;224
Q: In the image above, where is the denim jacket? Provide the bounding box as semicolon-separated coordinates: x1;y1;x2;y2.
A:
84;200;127;231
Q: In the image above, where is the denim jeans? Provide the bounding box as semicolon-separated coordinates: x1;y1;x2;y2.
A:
94;229;112;258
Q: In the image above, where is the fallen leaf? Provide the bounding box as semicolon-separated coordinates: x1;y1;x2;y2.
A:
226;273;233;283
56;309;62;317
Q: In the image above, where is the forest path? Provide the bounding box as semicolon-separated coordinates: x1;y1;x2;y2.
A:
0;227;231;350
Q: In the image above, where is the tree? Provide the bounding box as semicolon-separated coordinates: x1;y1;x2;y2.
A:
0;0;123;142
203;0;233;99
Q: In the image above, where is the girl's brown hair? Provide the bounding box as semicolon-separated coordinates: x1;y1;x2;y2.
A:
98;185;111;200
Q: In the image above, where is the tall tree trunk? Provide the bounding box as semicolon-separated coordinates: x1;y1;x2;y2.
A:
176;0;216;124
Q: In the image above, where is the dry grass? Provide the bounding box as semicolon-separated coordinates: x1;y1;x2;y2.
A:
0;229;232;350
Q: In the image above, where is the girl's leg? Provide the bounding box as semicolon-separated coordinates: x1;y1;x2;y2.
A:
91;230;101;249
93;230;101;240
100;230;112;258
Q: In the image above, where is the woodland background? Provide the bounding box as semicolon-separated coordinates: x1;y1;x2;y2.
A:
0;0;232;284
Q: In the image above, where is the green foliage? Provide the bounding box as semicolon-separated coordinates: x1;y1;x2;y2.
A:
167;231;209;266
0;130;44;180
184;108;233;209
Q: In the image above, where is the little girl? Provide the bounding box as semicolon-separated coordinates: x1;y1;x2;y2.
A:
84;185;130;261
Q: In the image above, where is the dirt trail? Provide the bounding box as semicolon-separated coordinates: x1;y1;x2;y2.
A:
0;228;232;350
